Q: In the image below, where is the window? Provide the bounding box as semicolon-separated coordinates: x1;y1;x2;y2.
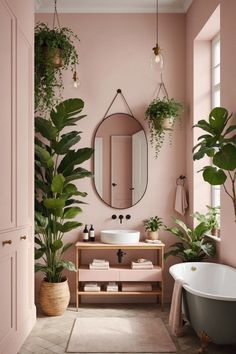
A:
211;34;220;207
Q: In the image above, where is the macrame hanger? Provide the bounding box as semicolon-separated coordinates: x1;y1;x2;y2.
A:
102;89;134;120
155;72;169;99
53;0;61;30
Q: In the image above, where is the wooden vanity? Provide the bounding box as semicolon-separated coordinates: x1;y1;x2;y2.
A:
75;241;165;310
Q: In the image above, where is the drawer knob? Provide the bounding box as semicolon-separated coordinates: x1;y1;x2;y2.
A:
2;240;12;246
20;235;27;240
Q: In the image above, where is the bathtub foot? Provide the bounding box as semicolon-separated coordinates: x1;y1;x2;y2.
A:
197;331;211;353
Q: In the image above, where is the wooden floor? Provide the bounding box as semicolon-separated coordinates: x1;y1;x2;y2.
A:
18;304;236;354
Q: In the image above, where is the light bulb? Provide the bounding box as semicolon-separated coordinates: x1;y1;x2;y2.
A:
151;43;164;72
72;70;80;89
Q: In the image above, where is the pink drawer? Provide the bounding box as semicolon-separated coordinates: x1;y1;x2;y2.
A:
119;267;162;282
79;268;119;282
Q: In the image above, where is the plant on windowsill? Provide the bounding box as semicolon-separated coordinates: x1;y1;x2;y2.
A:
192;206;220;237
145;97;183;158
143;216;165;240
193;107;236;222
35;23;79;112
35;98;93;316
164;218;216;262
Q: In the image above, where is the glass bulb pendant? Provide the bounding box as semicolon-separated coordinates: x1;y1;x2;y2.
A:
72;70;80;88
151;43;164;72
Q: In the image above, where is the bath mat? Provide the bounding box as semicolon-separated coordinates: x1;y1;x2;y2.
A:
66;317;177;353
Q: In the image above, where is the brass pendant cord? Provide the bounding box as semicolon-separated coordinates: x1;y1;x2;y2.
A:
102;89;134;120
53;0;61;29
156;0;159;45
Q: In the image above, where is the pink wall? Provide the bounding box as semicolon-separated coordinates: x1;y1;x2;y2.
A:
186;0;236;260
35;13;186;303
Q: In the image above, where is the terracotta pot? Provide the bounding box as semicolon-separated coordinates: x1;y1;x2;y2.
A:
211;227;220;237
39;278;70;316
148;231;159;240
42;46;63;68
162;117;174;130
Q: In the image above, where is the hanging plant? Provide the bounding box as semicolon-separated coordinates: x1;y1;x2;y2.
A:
35;22;79;112
145;96;183;158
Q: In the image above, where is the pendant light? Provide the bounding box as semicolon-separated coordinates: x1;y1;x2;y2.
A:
151;0;164;72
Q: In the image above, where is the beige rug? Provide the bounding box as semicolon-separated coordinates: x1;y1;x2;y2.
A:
66;317;177;353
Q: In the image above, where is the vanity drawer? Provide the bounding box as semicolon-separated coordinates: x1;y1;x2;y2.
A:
79;268;119;282
119;267;162;282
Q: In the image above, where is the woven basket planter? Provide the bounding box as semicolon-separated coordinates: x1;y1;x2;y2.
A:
39;278;70;316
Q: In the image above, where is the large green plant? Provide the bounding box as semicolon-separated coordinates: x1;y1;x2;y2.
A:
145;97;183;158
35;23;79;112
193;107;236;221
35;98;93;283
193;206;220;231
165;218;216;262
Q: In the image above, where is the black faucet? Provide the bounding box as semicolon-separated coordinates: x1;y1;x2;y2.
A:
118;215;124;224
117;249;126;263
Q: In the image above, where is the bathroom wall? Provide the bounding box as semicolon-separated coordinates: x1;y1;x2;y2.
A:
186;0;236;264
35;12;186;303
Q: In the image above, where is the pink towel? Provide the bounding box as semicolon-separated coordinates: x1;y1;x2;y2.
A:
174;185;188;216
169;278;185;337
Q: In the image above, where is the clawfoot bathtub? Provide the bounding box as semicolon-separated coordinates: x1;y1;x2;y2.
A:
169;262;236;345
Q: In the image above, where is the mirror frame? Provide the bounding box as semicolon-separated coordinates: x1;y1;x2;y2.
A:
92;112;148;209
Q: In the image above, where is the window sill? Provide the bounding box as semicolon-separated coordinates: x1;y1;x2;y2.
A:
205;233;221;242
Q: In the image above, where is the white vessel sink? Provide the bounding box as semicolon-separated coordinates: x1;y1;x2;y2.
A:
100;230;140;244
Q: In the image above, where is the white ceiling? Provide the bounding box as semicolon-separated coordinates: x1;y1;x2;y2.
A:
35;0;194;14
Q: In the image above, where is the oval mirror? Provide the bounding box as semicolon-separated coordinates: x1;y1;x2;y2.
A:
93;113;148;209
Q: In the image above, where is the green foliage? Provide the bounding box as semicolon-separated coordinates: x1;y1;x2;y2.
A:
192;206;220;231
35;98;94;282
145;97;183;158
165;218;216;262
143;216;165;232
193;107;236;221
35;23;79;112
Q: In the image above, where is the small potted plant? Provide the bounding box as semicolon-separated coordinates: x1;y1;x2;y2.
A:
145;97;183;158
193;206;220;237
143;216;165;240
35;22;79;112
165;218;216;262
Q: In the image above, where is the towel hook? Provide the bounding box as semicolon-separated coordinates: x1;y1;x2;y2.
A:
176;175;186;185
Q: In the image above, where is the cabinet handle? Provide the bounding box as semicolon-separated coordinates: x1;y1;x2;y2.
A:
2;240;12;246
20;235;27;240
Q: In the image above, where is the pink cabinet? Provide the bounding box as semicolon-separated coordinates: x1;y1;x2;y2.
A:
0;0;35;353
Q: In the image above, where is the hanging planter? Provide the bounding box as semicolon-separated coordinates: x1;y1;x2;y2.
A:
35;20;79;112
145;96;183;158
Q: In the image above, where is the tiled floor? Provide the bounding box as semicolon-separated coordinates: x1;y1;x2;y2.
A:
19;304;236;354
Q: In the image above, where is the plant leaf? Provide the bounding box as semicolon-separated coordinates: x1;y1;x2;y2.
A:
51;174;65;193
35;145;54;168
209;107;228;134
60;221;82;233
35;117;58;140
51;239;63;252
43;198;65;210
63;206;82;219
213;144;236;171
203;166;227;185
52;131;81;155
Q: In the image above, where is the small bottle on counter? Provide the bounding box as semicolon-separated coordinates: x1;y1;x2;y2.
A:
89;224;95;242
83;224;89;242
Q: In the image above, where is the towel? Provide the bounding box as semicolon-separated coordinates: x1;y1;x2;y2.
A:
169;278;185;337
174;184;188;215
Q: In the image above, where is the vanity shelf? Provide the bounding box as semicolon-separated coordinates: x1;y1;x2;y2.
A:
75;241;165;310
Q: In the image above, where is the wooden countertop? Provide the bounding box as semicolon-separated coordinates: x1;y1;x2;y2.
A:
75;241;165;250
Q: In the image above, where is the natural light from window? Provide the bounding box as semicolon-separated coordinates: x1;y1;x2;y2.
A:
211;34;221;208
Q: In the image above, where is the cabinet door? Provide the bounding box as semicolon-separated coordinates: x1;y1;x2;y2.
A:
16;26;33;228
16;229;34;328
0;232;16;353
0;0;16;232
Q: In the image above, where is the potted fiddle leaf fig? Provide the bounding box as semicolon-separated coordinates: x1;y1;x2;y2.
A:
35;23;79;112
164;218;216;262
193;107;236;221
35;98;93;316
145;97;183;158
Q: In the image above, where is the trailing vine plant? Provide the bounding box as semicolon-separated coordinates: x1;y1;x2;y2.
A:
35;23;79;112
